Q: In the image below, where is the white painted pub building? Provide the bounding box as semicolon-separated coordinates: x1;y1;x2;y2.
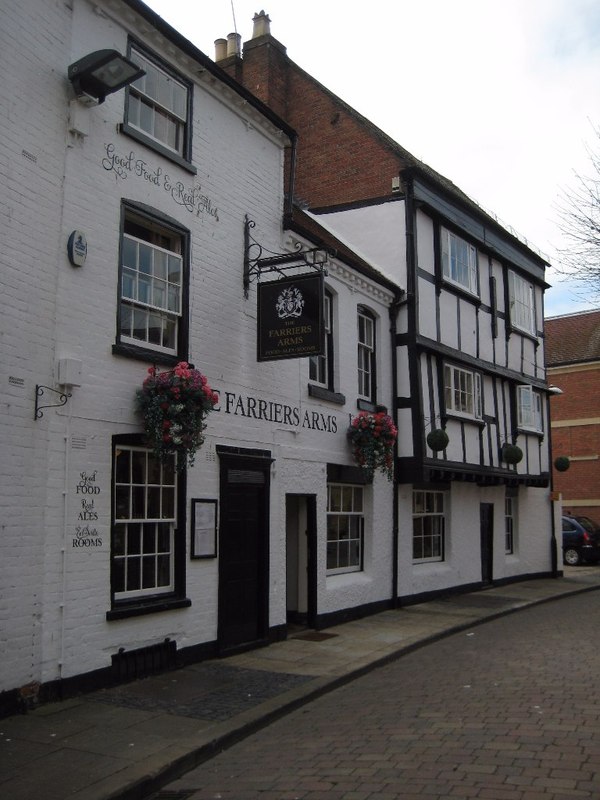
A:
0;0;557;713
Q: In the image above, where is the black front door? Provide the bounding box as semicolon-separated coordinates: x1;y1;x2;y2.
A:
217;451;271;652
480;503;494;585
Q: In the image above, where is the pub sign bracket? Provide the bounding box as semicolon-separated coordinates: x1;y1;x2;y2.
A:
243;215;334;299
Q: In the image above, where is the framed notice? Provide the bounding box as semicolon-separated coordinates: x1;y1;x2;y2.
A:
191;499;217;559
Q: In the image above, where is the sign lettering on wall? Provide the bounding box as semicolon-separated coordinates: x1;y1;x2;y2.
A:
72;471;103;549
101;143;219;221
257;273;324;361
220;390;338;433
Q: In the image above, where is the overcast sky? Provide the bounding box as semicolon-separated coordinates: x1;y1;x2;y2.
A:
144;0;600;317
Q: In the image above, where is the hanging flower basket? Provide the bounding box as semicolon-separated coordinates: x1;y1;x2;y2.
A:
426;428;449;452
501;443;523;465
347;409;397;481
554;456;571;472
136;362;218;469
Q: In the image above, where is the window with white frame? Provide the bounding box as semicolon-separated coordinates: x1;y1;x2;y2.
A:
118;207;185;357
444;364;482;419
309;291;333;387
441;228;478;295
413;489;445;562
358;307;376;402
113;445;176;600
126;45;191;160
505;491;516;554
517;385;543;431
508;271;535;335
327;484;364;574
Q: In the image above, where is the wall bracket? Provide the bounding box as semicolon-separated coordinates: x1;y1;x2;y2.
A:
243;215;333;298
35;385;72;420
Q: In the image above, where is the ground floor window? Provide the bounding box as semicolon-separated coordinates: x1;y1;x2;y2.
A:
505;491;517;554
327;484;364;574
113;444;177;600
413;489;445;562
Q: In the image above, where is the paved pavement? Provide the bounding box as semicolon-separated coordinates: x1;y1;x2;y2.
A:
160;584;600;800
1;567;599;800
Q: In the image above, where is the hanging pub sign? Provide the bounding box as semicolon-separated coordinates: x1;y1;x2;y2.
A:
257;272;324;362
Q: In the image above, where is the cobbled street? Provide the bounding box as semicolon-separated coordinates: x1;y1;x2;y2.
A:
154;591;600;800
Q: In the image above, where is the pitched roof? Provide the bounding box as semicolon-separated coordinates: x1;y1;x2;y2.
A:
545;309;600;366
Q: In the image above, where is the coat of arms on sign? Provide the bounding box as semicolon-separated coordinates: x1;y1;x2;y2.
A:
276;287;304;319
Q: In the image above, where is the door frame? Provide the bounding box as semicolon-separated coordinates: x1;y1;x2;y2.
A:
480;502;494;585
285;493;317;630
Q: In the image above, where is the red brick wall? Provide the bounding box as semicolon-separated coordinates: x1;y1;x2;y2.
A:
228;38;405;207
549;365;600;525
549;369;600;421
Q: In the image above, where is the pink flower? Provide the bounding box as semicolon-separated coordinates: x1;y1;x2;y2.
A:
174;362;191;379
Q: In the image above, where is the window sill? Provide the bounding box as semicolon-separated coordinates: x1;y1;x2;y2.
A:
107;596;191;621
440;278;481;303
444;412;485;428
507;325;539;344
516;426;544;438
308;384;346;405
326;570;367;585
112;342;182;367
120;123;197;175
357;398;376;412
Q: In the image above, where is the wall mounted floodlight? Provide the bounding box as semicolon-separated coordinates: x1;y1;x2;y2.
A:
68;49;145;105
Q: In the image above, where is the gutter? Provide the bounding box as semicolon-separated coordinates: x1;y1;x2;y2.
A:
389;291;405;608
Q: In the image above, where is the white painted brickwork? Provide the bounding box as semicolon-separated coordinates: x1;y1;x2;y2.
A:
0;0;396;694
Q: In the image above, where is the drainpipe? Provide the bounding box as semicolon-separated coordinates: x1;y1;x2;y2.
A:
401;172;421;469
547;385;562;578
284;132;299;222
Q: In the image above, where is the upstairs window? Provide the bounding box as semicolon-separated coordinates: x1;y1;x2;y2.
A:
517;385;543;431
358;307;376;403
441;228;478;295
508;271;535;335
117;206;187;359
126;45;191;162
309;291;333;388
444;364;482;419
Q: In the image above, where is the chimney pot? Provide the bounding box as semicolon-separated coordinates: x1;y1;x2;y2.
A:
214;38;227;61
226;32;241;57
252;10;271;38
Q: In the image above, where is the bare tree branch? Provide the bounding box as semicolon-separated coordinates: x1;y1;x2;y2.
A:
554;125;600;299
